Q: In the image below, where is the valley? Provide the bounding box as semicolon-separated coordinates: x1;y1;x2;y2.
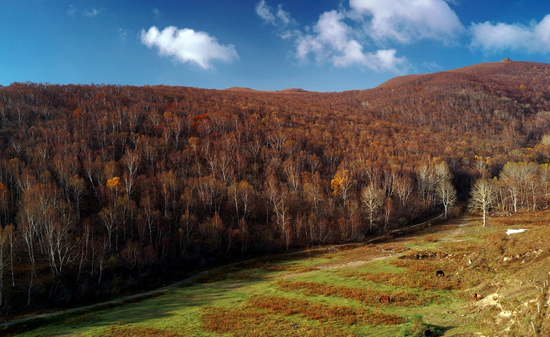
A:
8;210;550;336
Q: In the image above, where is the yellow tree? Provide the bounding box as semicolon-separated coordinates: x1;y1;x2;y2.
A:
331;168;353;214
100;176;122;251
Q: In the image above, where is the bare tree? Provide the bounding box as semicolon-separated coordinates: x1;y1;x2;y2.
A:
361;183;385;231
437;180;457;218
0;225;8;306
394;176;413;209
417;163;437;206
499;162;521;213
265;175;291;250
469;179;496;226
68;174;86;221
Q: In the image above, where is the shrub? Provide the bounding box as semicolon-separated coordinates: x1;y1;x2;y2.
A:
424;234;436;243
400;315;443;337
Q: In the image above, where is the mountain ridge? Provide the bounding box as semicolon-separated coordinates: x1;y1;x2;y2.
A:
375;60;550;91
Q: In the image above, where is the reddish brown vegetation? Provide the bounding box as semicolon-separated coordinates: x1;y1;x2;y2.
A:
0;60;549;317
349;269;459;291
276;279;439;306
248;294;404;325
103;324;180;337
201;306;348;336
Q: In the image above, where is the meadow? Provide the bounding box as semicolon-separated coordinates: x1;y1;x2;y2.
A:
8;210;550;336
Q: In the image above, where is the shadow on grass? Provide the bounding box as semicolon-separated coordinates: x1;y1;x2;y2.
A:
7;278;265;336
400;314;451;337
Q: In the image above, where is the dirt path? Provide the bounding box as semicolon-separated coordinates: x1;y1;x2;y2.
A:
440;215;470;242
0;211;448;333
0;271;207;333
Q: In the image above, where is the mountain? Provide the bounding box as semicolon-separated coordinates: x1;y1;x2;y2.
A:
223;86;258;92
0;61;549;320
377;60;549;90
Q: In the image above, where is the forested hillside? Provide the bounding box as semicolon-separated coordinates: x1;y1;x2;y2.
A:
0;60;549;318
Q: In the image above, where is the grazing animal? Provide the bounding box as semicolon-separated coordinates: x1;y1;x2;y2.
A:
436;270;445;277
473;293;478;301
379;295;391;304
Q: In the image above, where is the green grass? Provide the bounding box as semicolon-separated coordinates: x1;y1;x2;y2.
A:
13;210;550;336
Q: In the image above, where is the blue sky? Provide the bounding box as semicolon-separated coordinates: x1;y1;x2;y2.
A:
1;0;550;92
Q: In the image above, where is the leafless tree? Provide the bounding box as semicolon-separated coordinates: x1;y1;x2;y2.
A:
469;179;496;226
361;183;385;231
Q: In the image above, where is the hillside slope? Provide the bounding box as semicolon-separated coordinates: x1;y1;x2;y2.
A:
0;60;549;320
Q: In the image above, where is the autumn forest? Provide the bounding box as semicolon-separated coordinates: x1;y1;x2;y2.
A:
0;60;549;318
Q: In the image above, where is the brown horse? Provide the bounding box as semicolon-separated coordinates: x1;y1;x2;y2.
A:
436;270;445;277
473;293;478;301
379;295;391;304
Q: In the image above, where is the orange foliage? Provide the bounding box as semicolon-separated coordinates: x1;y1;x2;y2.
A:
248;294;404;325
201;306;348;336
102;324;180;337
276;279;440;306
106;176;120;189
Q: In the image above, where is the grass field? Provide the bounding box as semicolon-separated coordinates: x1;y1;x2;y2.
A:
9;211;550;336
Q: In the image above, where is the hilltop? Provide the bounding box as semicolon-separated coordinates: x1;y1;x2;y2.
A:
377;60;548;89
223;87;310;93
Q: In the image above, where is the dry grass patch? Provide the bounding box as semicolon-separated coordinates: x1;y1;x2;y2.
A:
343;252;464;290
248;294;404;326
245;261;321;274
352;270;460;291
101;323;180;337
276;279;439;307
201;306;349;337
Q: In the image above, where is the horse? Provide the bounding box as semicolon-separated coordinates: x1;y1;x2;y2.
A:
436;270;445;277
473;293;478;301
379;295;391;304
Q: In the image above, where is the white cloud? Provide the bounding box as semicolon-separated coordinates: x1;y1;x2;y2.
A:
296;10;408;71
276;6;292;26
296;11;352;64
256;1;298;41
118;28;128;44
140;26;239;69
84;8;102;18
423;60;444;71
470;14;550;53
256;0;276;25
258;1;465;71
349;0;464;44
256;0;294;28
67;5;77;17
